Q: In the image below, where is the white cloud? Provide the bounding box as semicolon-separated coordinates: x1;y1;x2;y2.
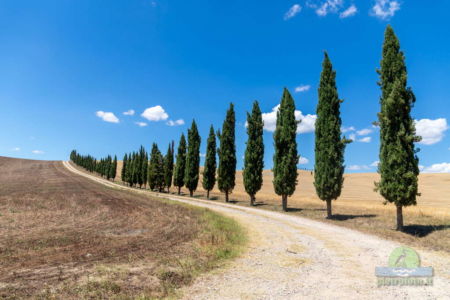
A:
370;0;400;20
316;0;343;16
32;150;44;155
415;118;448;145
295;85;311;93
357;128;373;136
347;164;370;171
419;165;425;171
11;147;20;152
200;153;206;158
349;132;371;143
358;136;372;143
340;4;357;18
141;105;169;121
123;109;135;116
422;163;450;173
284;4;302;20
96;111;119;123
298;157;309;165
341;126;355;133
370;160;379;167
166;119;185;126
135;122;148;127
262;105;316;134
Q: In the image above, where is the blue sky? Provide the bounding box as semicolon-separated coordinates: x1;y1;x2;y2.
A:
1;0;449;172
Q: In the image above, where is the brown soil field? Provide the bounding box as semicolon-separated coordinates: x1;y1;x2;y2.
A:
0;157;244;299
115;162;450;252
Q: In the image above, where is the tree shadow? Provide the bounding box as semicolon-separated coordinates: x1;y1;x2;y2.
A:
329;214;377;221
209;196;219;200
252;202;267;207
228;200;239;204
286;207;303;212
403;224;450;237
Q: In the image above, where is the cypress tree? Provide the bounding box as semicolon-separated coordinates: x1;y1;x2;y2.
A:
202;125;217;199
185;120;201;197
375;25;420;231
122;153;128;184
273;88;299;212
111;155;117;181
243;101;264;206
138;146;147;188
314;52;350;218
148;144;159;190
173;134;187;195
217;103;236;202
164;141;175;193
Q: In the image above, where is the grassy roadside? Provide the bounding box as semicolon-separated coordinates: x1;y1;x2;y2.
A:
54;207;247;300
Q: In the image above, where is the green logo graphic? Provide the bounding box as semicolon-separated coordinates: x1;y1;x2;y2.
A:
388;246;420;268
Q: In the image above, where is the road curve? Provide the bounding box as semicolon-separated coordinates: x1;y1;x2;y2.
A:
63;161;450;300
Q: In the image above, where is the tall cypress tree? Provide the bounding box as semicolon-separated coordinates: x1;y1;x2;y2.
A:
217;103;236;202
376;25;420;231
314;52;350;218
122;153;128;184
111;155;117;181
173;134;187;195
273;88;299;212
243;101;264;206
185;120;201;197
164;141;175;193
148;144;159;190
202;125;217;199
138;146;147;188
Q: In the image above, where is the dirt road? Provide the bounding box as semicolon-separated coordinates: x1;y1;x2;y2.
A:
64;161;450;300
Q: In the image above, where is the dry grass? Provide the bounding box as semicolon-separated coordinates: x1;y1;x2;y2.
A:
0;157;245;299
115;162;449;252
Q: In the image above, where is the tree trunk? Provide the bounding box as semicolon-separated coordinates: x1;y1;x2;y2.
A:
282;195;288;212
225;191;229;202
207;190;210;200
178;186;181;195
167;187;170;193
396;204;404;231
250;194;255;206
190;190;193;197
326;199;332;219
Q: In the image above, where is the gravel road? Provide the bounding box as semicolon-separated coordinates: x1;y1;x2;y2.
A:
63;161;450;300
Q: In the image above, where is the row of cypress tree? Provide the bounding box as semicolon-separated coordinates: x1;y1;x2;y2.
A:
166;25;418;231
70;25;417;231
70;150;117;181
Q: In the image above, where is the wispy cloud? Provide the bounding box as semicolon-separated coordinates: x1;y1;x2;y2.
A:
96;111;119;123
298;157;309;165
316;0;343;16
141;105;169;121
347;164;370;171
356;128;373;136
166;119;185;127
123;109;135;116
11;147;20;152
284;4;302;20
32;150;44;155
422;162;450;173
370;160;379;167
341;126;355;133
415;118;448;145
340;4;357;18
135;122;148;127
295;84;311;93
370;0;400;20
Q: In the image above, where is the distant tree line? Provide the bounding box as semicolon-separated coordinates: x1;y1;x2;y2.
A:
70;26;417;231
70;150;117;180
